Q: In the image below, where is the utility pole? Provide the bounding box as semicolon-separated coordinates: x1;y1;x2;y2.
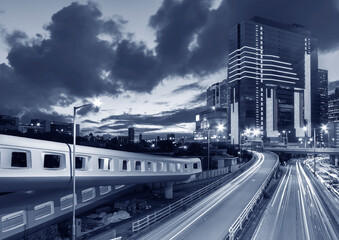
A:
313;128;316;176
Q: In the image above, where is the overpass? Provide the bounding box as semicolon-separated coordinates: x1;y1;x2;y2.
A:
263;147;339;166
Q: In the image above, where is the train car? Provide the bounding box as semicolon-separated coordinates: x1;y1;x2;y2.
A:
0;134;201;239
0;134;202;192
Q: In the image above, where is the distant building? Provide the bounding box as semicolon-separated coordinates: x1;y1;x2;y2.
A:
318;69;328;124
328;88;339;122
30;119;51;133
139;133;143;143
167;133;175;141
194;108;227;142
50;121;80;136
117;136;129;144
328;121;339;147
0;115;19;131
128;127;135;143
207;79;227;109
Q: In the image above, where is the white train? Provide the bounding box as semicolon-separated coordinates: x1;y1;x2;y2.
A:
0;134;201;192
0;134;201;239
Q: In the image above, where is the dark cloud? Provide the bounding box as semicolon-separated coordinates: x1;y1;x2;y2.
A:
150;0;211;74
20;109;71;123
187;92;207;106
101;106;205;127
0;2;162;118
1;0;337;132
149;0;339;79
82;119;100;124
154;101;168;105
172;82;202;94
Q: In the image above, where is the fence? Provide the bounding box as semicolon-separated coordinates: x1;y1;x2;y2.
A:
88;229;120;240
132;156;255;233
227;155;279;240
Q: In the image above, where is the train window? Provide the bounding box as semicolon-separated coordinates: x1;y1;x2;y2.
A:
60;194;77;210
169;163;176;172
122;160;127;170
76;157;85;169
44;154;61;168
98;158;104;169
82;188;96;202
135;161;141;171
184;164;188;169
99;186;111;195
98;158;111;170
147;162;152;171
193;163;198;169
177;163;182;172
1;210;26;232
34;201;54;220
11;152;27;167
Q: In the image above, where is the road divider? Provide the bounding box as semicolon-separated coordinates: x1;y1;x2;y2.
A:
227;152;279;240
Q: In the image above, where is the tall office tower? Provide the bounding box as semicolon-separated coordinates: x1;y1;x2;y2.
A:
227;16;319;144
207;79;228;109
328;88;339;122
318;69;328;124
128;127;135;143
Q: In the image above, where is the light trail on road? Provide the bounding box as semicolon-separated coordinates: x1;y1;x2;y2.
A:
252;159;339;240
137;152;277;240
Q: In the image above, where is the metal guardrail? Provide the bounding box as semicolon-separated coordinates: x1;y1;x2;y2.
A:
132;156;256;233
305;162;339;199
227;155;279;240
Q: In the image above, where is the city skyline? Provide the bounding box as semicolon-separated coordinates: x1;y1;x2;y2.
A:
0;0;339;137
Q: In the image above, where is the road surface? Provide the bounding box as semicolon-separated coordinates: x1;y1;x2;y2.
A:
252;159;339;240
138;151;278;240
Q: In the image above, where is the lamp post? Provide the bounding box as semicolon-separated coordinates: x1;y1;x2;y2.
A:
321;124;328;147
217;123;225;143
201;118;210;177
72;98;101;240
303;126;308;148
313;128;316;176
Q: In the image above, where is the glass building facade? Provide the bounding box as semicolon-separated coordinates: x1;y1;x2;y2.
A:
318;69;328;124
227;16;319;144
207;79;227;109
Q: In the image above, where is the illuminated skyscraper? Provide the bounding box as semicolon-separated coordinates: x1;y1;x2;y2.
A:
227;16;319;144
318;69;328;124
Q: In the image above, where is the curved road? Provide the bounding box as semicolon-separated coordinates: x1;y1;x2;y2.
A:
138;151;278;240
252;159;339;240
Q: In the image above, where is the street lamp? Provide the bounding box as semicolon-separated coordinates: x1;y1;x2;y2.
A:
303;126;308;148
321;124;328;147
201;117;210;176
72;98;101;240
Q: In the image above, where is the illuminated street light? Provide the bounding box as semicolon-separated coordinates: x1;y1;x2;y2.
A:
72;98;101;240
217;124;225;132
253;128;260;137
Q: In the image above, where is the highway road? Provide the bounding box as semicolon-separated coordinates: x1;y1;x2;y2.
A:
252;159;339;240
138;151;278;240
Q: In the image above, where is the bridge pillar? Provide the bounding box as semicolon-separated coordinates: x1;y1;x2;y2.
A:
164;182;173;199
330;155;339;166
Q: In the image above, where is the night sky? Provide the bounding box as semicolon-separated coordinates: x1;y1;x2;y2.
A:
0;0;338;138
